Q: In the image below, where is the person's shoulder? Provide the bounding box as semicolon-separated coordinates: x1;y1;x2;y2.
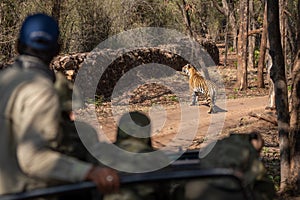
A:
12;69;58;103
0;65;52;92
22;73;55;93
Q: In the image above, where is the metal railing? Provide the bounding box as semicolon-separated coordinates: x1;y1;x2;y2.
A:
0;167;254;200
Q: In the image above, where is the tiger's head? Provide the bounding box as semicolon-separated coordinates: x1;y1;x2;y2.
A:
182;64;197;77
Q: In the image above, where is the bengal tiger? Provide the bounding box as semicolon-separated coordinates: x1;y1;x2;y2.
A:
182;64;217;113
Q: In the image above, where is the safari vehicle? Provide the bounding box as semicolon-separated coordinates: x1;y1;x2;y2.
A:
0;149;256;200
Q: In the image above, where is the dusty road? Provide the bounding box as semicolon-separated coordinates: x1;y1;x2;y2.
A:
150;95;268;150
90;95;268;151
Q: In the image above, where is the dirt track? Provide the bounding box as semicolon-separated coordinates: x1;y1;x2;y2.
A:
89;95;269;151
151;95;268;150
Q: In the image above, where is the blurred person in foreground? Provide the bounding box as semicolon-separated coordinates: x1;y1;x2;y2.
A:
102;111;171;200
0;13;119;197
54;72;100;164
54;72;108;200
172;132;275;200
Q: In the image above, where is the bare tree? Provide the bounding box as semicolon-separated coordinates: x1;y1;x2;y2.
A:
297;1;300;52
213;0;238;50
257;0;268;88
289;0;300;193
223;12;230;67
290;51;300;192
177;0;193;37
236;0;249;90
279;0;288;71
75;0;111;52
267;0;290;192
247;0;255;69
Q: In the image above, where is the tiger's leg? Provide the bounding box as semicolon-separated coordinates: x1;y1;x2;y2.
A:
190;92;197;106
207;90;215;114
212;91;217;113
207;97;213;113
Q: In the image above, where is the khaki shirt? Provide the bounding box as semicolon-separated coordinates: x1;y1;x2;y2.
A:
0;55;92;195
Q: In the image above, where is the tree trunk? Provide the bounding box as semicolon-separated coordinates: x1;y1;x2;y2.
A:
290;50;300;192
267;0;290;192
297;0;300;52
257;0;268;88
279;0;288;74
212;0;238;51
177;0;193;37
236;0;249;90
248;0;255;69
289;0;300;193
248;29;255;69
224;13;230;67
228;3;238;52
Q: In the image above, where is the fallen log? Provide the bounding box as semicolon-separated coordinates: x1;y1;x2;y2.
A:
248;111;278;126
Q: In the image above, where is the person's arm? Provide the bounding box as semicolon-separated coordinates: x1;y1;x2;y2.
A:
13;79;119;193
14;80;92;182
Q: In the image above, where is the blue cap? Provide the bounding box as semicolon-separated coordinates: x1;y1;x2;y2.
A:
19;13;59;51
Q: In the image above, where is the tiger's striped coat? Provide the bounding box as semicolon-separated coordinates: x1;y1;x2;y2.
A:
182;64;217;113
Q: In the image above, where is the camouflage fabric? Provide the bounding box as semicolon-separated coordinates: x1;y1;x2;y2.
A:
103;111;170;200
115;111;152;149
56;119;102;200
53;72;102;200
173;133;275;200
53;72;100;164
56;119;100;164
54;72;83;112
94;112;170;171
